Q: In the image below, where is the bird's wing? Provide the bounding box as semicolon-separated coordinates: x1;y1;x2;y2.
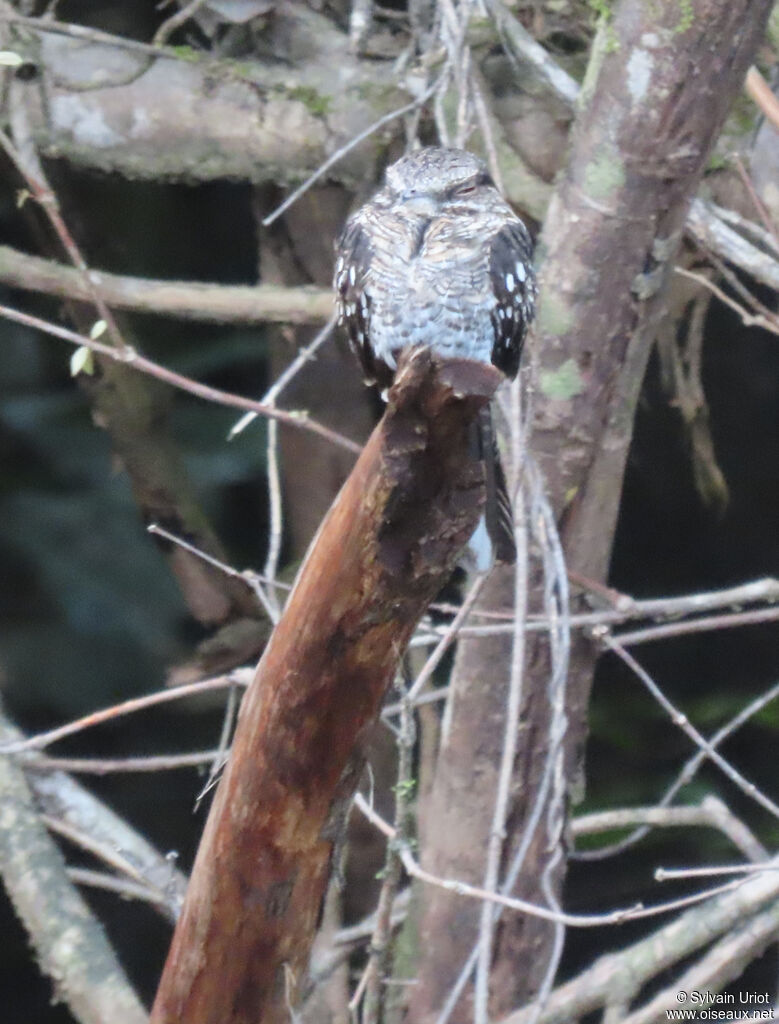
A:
334;216;382;386
488;220;537;379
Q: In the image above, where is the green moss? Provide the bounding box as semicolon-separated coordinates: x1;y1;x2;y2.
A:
169;45;200;62
583;147;625;201
539;359;586;401
536;291;576;337
674;0;695;33
587;0;612;20
585;0;619;51
287;85;332;118
705;152;728;173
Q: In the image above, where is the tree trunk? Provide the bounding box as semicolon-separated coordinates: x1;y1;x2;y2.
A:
408;1;775;1019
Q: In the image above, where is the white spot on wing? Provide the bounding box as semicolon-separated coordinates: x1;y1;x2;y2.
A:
515;262;526;282
506;273;515;291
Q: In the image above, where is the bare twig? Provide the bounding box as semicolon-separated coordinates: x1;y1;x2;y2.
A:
362;686;415;1023
614;605;779;646
262;417;284;624
228;315;337;438
731;151;779;249
674;266;779;336
0;713;147;1024
0;127;126;350
406;573;486;704
573;798;768;863
27;750;221;774
147;522;284;622
0;9;207;60
0;673;250;755
354;793;753;928
153;0;211;46
0;301;360;453
498;856;779;1024
600;635;779;823
418;576;779;641
474;456;529;1024
687;198;779;292
262;78;442;227
618;897;779;1024
29;764;188;913
65;866;178;912
745;65;779;132
574;679;779;862
482;0;579;107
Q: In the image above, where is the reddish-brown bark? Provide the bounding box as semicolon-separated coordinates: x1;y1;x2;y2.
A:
150;350;502;1024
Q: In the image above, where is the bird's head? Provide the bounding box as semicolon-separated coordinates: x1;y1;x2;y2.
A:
383;147;495;217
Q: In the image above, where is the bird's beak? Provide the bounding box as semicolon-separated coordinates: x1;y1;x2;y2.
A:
400;193;438;217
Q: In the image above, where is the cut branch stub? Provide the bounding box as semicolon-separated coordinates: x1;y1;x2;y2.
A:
150;348;502;1024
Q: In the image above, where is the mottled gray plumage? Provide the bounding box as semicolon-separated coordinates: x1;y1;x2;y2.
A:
334;146;537;566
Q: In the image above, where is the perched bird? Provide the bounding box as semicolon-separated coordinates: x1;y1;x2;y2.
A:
334;146;536;568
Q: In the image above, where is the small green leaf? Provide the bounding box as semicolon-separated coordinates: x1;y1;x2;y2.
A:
70;346;95;377
89;319;108;340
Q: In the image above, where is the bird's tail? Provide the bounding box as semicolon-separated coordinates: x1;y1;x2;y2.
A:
476;405;516;566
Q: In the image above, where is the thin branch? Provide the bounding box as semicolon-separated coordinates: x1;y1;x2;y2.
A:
0;674;250;754
619;896;779;1024
153;0;211;46
745;65;779;133
262;77;442;227
614;605;779;646
0;9;202;60
687;197;779;292
406;573;486;704
66;866;177;913
474;462;529;1024
674;265;779;336
419;576;779;640
574;679;779;862
228;315;337;438
482;0;579;107
0;126;126;350
0;245;333;324
27;750;220;774
573;798;768;863
0;301;360;453
601;635;779;823
362;686;415;1024
0;712;147;1024
498;856;779;1024
29;763;189;913
147;522;284;622
353;793;753;929
262;418;284;624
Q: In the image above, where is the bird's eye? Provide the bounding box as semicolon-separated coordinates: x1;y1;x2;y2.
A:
456;184;477;196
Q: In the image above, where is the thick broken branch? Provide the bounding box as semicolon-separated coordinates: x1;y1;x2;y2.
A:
150;350;501;1024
